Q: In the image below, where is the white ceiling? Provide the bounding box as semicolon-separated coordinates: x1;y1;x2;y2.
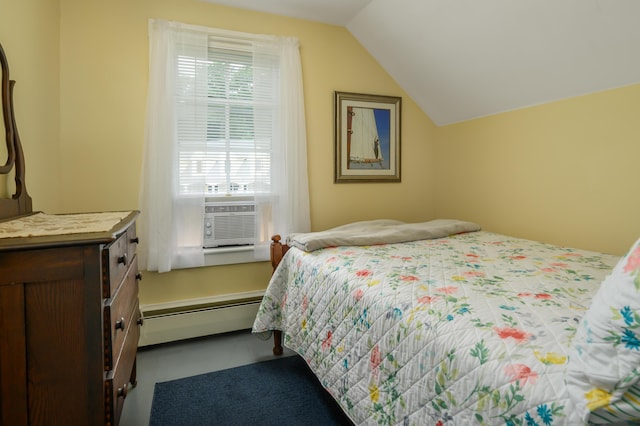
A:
202;0;640;125
203;0;373;26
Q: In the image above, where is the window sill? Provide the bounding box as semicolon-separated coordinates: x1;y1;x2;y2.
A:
204;245;261;266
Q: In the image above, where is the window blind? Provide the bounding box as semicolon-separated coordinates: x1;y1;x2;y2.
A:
175;36;275;196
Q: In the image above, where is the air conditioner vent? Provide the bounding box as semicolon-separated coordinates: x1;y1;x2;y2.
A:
204;201;255;248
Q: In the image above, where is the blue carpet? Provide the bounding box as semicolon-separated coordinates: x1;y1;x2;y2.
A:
150;355;353;426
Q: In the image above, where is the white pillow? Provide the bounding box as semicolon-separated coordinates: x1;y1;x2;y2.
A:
566;237;640;423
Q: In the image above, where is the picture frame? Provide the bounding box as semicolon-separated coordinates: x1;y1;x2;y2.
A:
334;91;401;183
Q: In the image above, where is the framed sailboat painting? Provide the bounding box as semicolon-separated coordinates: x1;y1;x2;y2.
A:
334;91;401;183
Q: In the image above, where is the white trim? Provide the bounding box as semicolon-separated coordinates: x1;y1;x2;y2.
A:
204;246;258;266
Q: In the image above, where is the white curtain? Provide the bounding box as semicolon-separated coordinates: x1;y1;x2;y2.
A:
253;37;311;260
139;19;310;272
138;20;207;273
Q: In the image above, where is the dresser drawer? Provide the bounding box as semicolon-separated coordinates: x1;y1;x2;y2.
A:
103;257;139;371
102;230;129;298
105;310;140;426
126;222;139;268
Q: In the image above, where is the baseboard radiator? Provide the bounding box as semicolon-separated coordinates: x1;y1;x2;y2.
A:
138;290;265;347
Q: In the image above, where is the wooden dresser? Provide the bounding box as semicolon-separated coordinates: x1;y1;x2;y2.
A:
0;211;142;426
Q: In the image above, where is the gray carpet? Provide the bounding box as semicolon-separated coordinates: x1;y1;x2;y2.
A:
150;355;354;425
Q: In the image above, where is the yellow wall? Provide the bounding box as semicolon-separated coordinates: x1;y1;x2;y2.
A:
57;0;438;305
434;84;640;256
0;0;60;211
6;1;638;308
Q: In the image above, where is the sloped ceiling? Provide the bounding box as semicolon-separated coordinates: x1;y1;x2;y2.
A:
202;0;640;125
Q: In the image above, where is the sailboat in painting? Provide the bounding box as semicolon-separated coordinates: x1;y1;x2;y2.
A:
347;106;383;167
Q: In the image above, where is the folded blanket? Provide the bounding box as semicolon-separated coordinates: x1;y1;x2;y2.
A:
286;219;481;252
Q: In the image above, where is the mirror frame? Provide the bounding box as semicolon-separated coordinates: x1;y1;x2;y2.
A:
0;42;32;219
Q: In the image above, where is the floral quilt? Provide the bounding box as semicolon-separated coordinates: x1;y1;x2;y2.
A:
252;231;619;425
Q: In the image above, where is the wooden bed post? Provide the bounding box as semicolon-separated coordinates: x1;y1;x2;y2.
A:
270;235;290;356
272;330;283;356
270;234;289;272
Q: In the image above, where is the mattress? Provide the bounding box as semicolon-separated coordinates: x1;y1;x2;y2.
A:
253;231;620;425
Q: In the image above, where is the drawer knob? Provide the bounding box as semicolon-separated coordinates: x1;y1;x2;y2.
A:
135;272;143;281
117;385;128;399
131;237;139;244
118;252;128;266
115;317;126;331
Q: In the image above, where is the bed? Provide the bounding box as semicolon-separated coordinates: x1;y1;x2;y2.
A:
252;219;640;425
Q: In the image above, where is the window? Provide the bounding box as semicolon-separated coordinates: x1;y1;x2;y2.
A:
139;20;310;273
176;44;272;197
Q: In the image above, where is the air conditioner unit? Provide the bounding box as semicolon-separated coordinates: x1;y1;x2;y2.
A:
203;201;256;248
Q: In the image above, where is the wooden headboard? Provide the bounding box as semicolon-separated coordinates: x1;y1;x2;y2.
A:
0;42;32;220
